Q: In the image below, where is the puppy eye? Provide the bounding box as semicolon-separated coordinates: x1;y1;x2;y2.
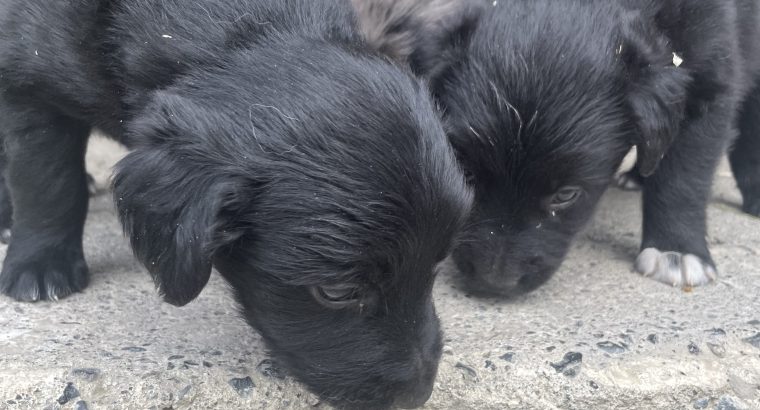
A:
309;284;361;309
548;186;583;212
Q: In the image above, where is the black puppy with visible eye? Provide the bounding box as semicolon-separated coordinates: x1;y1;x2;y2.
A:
0;0;473;408
355;0;760;294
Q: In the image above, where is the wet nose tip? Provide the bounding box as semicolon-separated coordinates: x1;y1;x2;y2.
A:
393;357;437;409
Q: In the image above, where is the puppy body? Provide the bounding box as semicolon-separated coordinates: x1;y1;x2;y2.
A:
355;0;760;293
0;1;472;407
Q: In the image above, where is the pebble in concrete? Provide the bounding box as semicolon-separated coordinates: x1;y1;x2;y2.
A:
499;352;515;362
743;333;760;348
455;362;479;381
550;352;583;377
257;359;286;379
57;382;80;405
714;396;739;410
70;368;100;382
597;341;627;354
229;376;255;397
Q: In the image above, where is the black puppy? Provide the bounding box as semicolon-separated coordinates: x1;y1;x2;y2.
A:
355;0;760;294
0;0;473;408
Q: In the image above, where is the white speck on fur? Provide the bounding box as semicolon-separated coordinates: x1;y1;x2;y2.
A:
34;49;38;56
250;103;298;122
490;81;524;142
162;34;173;39
672;52;684;67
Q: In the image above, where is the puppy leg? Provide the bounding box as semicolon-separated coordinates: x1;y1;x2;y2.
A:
729;80;760;216
0;105;90;301
635;115;729;288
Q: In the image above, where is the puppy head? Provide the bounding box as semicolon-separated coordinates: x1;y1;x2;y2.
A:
411;2;690;296
113;45;472;409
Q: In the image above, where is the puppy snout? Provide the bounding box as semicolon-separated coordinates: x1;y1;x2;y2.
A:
454;242;556;297
394;359;437;409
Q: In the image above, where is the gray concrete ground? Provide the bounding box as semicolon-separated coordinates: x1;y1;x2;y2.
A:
1;136;759;410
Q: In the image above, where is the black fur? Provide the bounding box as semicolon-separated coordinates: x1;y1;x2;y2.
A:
0;1;473;408
356;0;760;295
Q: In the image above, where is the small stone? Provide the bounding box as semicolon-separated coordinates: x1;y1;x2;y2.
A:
177;385;192;401
743;333;760;348
688;342;700;354
168;355;184;360
74;400;89;410
183;360;199;366
210;350;223;356
550;352;582;377
203;361;213;368
122;346;146;353
693;397;710;409
748;320;760;326
70;368;100;382
257;359;285;379
455;362;478;380
545;346;556;352
229;377;255;396
499;352;515;362
589;381;599;390
714;396;738;410
647;334;659;344
57;382;80;405
709;328;727;336
597;341;627;354
707;342;726;358
484;360;496;371
167;362;175;370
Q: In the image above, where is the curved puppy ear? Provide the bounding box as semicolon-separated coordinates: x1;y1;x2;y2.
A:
353;0;482;85
620;9;691;177
112;93;244;306
113;149;234;306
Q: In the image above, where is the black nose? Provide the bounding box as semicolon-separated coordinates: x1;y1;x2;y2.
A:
453;248;556;297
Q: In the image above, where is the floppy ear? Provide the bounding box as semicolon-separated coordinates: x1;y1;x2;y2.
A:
113;148;236;306
112;92;246;306
353;0;482;85
620;9;691;177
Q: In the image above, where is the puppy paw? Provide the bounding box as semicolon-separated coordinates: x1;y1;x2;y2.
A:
0;251;89;302
635;248;717;288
